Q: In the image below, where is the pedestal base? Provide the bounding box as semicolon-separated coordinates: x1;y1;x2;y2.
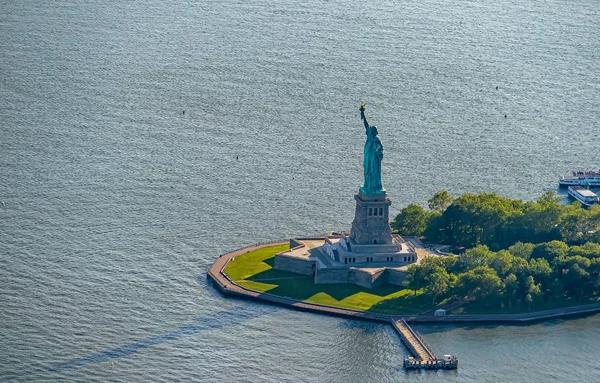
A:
350;190;393;245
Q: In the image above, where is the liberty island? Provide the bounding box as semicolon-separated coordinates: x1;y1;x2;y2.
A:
207;105;600;371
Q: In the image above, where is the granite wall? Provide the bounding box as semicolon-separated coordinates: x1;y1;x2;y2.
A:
351;268;386;288
315;268;388;288
273;254;314;275
385;268;407;286
315;268;350;284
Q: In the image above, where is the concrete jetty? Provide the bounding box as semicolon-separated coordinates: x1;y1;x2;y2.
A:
392;318;458;370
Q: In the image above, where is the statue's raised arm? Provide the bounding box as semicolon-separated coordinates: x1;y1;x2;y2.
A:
359;103;370;135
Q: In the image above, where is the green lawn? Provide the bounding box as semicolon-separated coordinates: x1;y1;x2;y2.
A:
224;244;290;280
451;295;600;315
224;244;434;315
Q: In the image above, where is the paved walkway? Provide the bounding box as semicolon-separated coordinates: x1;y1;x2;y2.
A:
407;302;600;323
420;295;473;316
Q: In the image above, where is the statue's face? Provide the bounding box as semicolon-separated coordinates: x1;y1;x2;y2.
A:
371;127;378;136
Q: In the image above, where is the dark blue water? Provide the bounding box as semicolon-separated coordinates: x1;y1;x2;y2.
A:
1;0;599;381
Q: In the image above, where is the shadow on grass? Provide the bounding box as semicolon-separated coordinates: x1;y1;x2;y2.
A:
246;262;302;281
263;256;276;268
247;258;405;302
251;270;366;301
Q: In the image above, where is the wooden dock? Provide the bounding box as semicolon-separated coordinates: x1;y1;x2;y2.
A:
392;318;458;370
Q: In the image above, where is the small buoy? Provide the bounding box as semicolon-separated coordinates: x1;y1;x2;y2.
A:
496;86;498;90
504;114;507;118
183;110;185;115
236;156;238;160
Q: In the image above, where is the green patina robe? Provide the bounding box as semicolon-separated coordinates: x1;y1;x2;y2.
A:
361;110;384;193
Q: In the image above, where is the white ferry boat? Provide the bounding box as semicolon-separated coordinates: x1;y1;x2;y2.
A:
567;186;599;207
559;170;600;187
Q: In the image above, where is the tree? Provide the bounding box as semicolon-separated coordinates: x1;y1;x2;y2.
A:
528;258;553;293
422;213;445;243
503;273;519;308
403;264;426;296
427;269;450;304
525;293;533;310
434;193;523;248
453;245;494;273
508;242;535;260
531;240;569;262
583;205;600;243
489;250;513;277
510;193;564;244
508;256;529;279
550;278;565;301
556;256;591;299
457;266;502;298
392;204;433;237
428;190;454;213
411;189;600;250
553;255;591;271
409;257;454;303
524;275;542;309
529;191;565;239
538;190;562;206
394;188;600;308
568;242;600;258
589;258;600;275
559;203;588;243
564;264;590;299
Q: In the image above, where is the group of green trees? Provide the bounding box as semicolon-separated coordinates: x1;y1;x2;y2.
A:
392;191;600;250
395;190;600;310
404;241;600;309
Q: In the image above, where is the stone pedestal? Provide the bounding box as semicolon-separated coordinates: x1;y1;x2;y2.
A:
350;190;393;245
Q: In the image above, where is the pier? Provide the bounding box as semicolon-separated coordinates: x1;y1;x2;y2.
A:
392;318;458;370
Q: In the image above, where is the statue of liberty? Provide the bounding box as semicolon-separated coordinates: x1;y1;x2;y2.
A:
359;104;384;194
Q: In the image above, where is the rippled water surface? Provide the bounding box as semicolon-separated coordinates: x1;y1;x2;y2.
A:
1;0;599;381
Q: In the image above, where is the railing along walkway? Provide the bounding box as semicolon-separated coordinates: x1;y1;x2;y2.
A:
392;319;436;361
